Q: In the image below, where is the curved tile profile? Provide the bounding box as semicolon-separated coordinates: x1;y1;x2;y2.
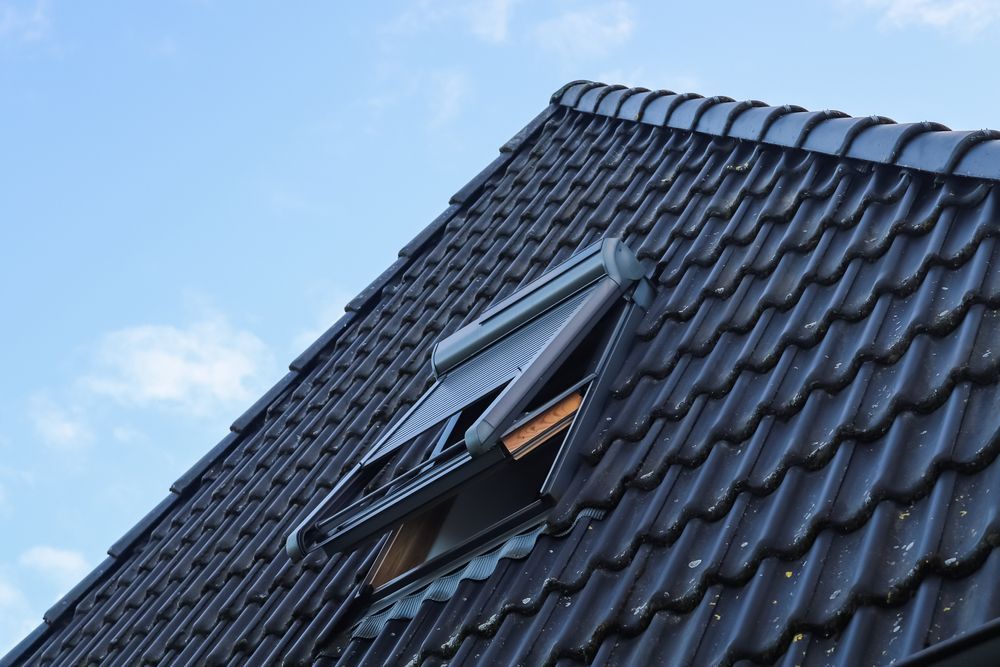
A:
552;80;1000;181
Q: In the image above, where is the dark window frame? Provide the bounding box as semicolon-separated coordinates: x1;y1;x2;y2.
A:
361;390;586;601
285;238;652;575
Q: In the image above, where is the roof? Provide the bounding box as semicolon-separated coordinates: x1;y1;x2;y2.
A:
5;80;1000;666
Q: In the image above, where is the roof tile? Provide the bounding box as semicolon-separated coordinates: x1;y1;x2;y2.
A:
7;81;1000;667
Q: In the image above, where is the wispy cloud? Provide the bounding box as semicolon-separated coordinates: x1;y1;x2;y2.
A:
150;35;179;60
0;458;33;515
840;0;1000;35
532;1;635;61
19;546;89;592
110;425;147;444
384;0;518;43
374;2;503;130
427;69;470;126
82;316;272;414
0;463;34;486
466;0;517;42
362;65;472;130
28;395;92;450
0;576;23;608
0;0;49;42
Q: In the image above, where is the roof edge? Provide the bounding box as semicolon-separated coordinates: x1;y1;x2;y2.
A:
551;80;1000;181
0;98;563;667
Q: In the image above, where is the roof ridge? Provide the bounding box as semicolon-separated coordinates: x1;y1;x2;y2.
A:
551;80;1000;182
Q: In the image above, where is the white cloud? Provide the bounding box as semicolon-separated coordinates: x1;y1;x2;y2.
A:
428;69;469;126
28;395;92;450
0;577;23;608
110;425;146;444
0;0;49;42
363;66;472;129
384;0;518;43
0;464;34;485
18;546;89;592
533;1;635;61
0;453;31;516
841;0;1000;34
82;317;272;414
466;0;516;42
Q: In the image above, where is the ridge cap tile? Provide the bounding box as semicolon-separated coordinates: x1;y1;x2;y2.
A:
551;79;1000;181
954;134;1000;180
668;95;734;133
641;92;701;126
596;87;634;117
616;89;653;121
576;85;605;114
726;103;807;143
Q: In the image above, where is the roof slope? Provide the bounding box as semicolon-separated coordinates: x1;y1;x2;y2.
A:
5;81;1000;666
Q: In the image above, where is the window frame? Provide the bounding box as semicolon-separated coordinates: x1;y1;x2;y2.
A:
285;237;652;567
360;389;587;601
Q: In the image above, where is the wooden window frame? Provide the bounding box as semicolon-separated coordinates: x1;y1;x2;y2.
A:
361;389;586;601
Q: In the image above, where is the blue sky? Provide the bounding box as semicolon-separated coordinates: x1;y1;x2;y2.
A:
2;0;999;654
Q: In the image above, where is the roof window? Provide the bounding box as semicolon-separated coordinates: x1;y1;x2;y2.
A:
286;237;651;603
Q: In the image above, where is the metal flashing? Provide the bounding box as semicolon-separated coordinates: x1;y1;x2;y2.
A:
351;507;607;640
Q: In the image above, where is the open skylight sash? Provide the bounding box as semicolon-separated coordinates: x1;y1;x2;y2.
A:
361;286;596;465
286;237;651;563
314;448;503;557
432;238;643;376
463;276;625;456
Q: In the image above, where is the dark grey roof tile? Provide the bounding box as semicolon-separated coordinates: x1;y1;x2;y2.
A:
727;104;806;142
955;135;1000;180
9;82;1000;667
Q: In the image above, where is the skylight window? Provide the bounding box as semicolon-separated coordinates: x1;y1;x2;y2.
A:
286;237;651;604
367;398;573;591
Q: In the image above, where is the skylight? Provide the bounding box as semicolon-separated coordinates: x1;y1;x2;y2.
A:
286;237;651;604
